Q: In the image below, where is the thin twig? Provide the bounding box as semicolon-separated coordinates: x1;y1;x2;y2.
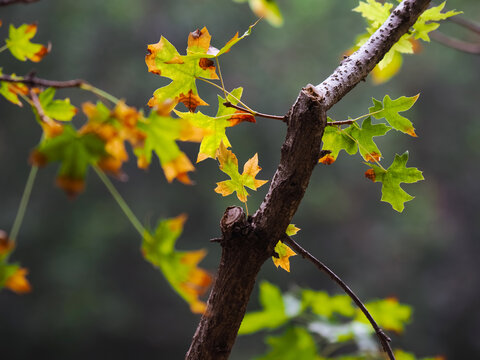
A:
223;102;285;121
327;119;356;126
430;31;480;55
0;73;85;89
283;235;395;360
28;88;50;123
0;0;39;5
449;16;480;35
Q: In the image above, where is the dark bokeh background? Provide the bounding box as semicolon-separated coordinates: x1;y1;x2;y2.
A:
1;1;479;359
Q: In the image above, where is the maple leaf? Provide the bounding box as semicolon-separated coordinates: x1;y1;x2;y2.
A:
214;142;268;202
146;24;256;111
0;262;31;294
320;117;390;164
142;214;212;314
176;87;252;162
353;0;392;30
371;50;403;84
80;101;147;176
257;327;318;360
272;224;299;272
239;281;289;334
5;23;50;62
31;125;107;197
37;88;77;121
366;152;424;212
355;297;412;333
0;230;14;257
301;289;355;318
244;0;284;27
134;109;203;184
369;94;419;137
413;2;462;41
0;69;29;106
146;27;218;111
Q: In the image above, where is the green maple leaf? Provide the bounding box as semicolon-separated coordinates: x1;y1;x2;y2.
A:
38;88;77;121
239;281;288;334
301;290;355;319
257;327;318;360
355;298;412;333
0;68;28;106
366;151;424;212
146;25;255;111
414;2;462;41
320;117;390;163
369;94;419;137
32;125;106;196
175;87;252;162
353;0;392;30
214;142;268;203
142;215;212;314
5;23;49;62
134;110;197;184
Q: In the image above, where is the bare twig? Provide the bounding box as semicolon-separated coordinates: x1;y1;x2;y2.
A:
430;31;480;54
0;0;39;6
283;235;395;360
28;88;50;123
327;119;356;126
449;16;480;35
0;73;86;89
223;102;285;121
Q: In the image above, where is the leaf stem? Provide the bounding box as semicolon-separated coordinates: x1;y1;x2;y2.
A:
0;43;10;53
327;109;383;126
223;102;285;121
215;57;228;100
197;77;255;113
80;83;120;104
337;126;387;171
9;165;38;244
93;166;145;238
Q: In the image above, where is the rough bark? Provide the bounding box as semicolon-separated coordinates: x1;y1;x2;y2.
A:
186;1;431;359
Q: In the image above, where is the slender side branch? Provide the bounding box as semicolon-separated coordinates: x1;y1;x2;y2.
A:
28;88;50;123
449;15;480;35
0;74;85;89
0;0;39;5
430;31;480;54
317;0;431;110
223;102;285;121
283;235;395;360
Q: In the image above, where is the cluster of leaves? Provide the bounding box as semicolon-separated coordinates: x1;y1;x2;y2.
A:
240;281;442;360
0;20;53;293
352;1;461;84
320;94;424;212
0;18;270;311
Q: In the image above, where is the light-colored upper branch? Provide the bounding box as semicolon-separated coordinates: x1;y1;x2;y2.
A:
316;0;431;110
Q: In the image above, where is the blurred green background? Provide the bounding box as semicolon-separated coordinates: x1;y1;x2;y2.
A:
1;0;479;358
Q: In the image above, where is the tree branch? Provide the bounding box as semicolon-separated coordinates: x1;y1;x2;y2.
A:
0;73;85;89
187;1;432;359
430;31;480;54
0;0;39;6
283;235;395;360
316;0;431;110
223;101;285;121
449;15;480;35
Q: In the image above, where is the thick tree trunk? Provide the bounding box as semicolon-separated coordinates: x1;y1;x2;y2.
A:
186;1;431;359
